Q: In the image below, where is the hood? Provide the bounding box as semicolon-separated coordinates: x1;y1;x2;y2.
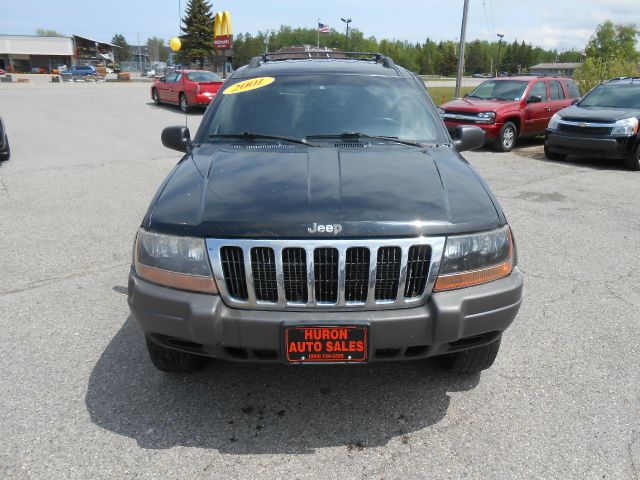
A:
557;104;640;122
145;144;502;238
441;97;519;113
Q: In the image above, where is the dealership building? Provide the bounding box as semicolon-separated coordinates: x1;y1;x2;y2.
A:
0;34;115;72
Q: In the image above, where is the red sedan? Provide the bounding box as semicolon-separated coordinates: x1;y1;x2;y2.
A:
151;70;224;112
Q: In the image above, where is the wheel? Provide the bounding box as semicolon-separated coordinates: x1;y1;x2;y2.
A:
440;335;502;373
152;88;160;105
0;136;9;161
179;93;190;113
494;122;517;152
624;145;640;171
544;141;567;161
145;335;208;373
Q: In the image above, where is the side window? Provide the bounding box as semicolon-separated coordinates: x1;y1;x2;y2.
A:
528;81;548;101
175;73;182;83
549;80;565;100
165;73;177;82
564;80;581;99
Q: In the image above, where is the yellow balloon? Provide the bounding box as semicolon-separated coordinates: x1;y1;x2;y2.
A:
169;37;181;52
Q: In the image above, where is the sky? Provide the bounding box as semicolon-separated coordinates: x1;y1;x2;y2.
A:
1;0;639;51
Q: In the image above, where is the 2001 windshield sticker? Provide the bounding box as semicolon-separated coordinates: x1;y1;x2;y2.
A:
222;77;275;95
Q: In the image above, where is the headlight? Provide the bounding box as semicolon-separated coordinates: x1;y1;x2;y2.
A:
611;117;639;136
437;108;446;116
434;225;514;292
134;229;218;293
548;113;561;130
476;112;496;124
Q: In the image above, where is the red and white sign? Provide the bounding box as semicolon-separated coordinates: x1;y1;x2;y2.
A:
214;35;231;50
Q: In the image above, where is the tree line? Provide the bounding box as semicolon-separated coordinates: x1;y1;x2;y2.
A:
232;27;583;76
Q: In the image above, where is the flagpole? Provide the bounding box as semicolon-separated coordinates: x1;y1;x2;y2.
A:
317;18;320;49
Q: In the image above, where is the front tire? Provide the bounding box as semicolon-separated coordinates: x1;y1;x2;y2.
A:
440;336;502;373
0;136;10;161
145;335;208;373
152;88;160;105
624;145;640;171
544;141;567;161
494;122;517;152
179;93;190;113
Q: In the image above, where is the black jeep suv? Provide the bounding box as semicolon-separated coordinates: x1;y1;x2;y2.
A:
128;52;523;374
545;77;640;170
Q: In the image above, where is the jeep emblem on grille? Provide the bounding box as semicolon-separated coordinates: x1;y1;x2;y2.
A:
308;222;343;235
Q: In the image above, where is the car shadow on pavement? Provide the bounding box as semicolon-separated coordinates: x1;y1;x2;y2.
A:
146;102;204;116
85;316;480;454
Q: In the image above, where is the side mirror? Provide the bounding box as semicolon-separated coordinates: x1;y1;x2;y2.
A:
159;77;165;82
463;93;469;98
571;98;580;105
161;126;192;152
452;125;485;152
526;95;542;104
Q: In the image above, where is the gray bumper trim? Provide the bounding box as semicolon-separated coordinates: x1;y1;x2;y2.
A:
128;268;523;362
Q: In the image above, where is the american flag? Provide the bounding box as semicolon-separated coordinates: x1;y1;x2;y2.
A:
318;22;330;33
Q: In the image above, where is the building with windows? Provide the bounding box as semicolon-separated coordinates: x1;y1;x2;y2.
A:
529;62;580;77
0;34;114;73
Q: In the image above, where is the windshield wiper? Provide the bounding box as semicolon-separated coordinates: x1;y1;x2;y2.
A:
306;132;424;148
208;132;317;147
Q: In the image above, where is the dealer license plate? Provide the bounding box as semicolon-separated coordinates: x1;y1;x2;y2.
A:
284;325;368;363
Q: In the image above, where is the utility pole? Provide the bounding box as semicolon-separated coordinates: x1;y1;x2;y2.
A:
455;0;469;98
496;33;504;76
341;18;352;51
137;33;142;72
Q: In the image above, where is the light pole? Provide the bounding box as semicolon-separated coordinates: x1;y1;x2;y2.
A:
454;0;469;99
341;18;352;51
496;33;504;76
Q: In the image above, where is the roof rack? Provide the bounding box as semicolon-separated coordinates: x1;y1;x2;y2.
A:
247;51;397;71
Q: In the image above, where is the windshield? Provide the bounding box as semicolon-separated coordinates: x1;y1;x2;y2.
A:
187;71;222;82
468;80;529;100
202;75;445;143
579;82;640;109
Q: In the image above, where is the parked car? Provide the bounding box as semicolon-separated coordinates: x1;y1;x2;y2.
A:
128;53;523;374
64;65;97;77
151;70;224;112
545;77;640;170
0;116;10;161
439;76;580;151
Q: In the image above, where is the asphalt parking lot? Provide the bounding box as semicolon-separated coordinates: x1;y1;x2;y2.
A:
0;82;638;479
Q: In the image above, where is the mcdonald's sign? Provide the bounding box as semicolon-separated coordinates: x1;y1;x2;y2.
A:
214;11;232;50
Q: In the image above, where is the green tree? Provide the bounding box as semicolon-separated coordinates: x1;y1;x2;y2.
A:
179;0;215;67
147;37;168;63
576;20;640;92
35;28;64;37
585;20;639;61
111;34;132;62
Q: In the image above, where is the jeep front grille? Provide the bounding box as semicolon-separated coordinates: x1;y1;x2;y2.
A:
206;238;446;310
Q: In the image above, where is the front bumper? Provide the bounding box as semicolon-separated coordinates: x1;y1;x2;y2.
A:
445;121;502;141
546;131;638;159
128;268;524;363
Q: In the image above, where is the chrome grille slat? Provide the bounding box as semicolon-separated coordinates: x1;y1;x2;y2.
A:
207;238;446;310
282;247;308;303
345;247;370;303
251;247;278;302
375;246;401;301
314;248;339;303
404;245;431;298
220;246;248;300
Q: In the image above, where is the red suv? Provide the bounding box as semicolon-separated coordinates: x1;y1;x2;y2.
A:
439;76;580;151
